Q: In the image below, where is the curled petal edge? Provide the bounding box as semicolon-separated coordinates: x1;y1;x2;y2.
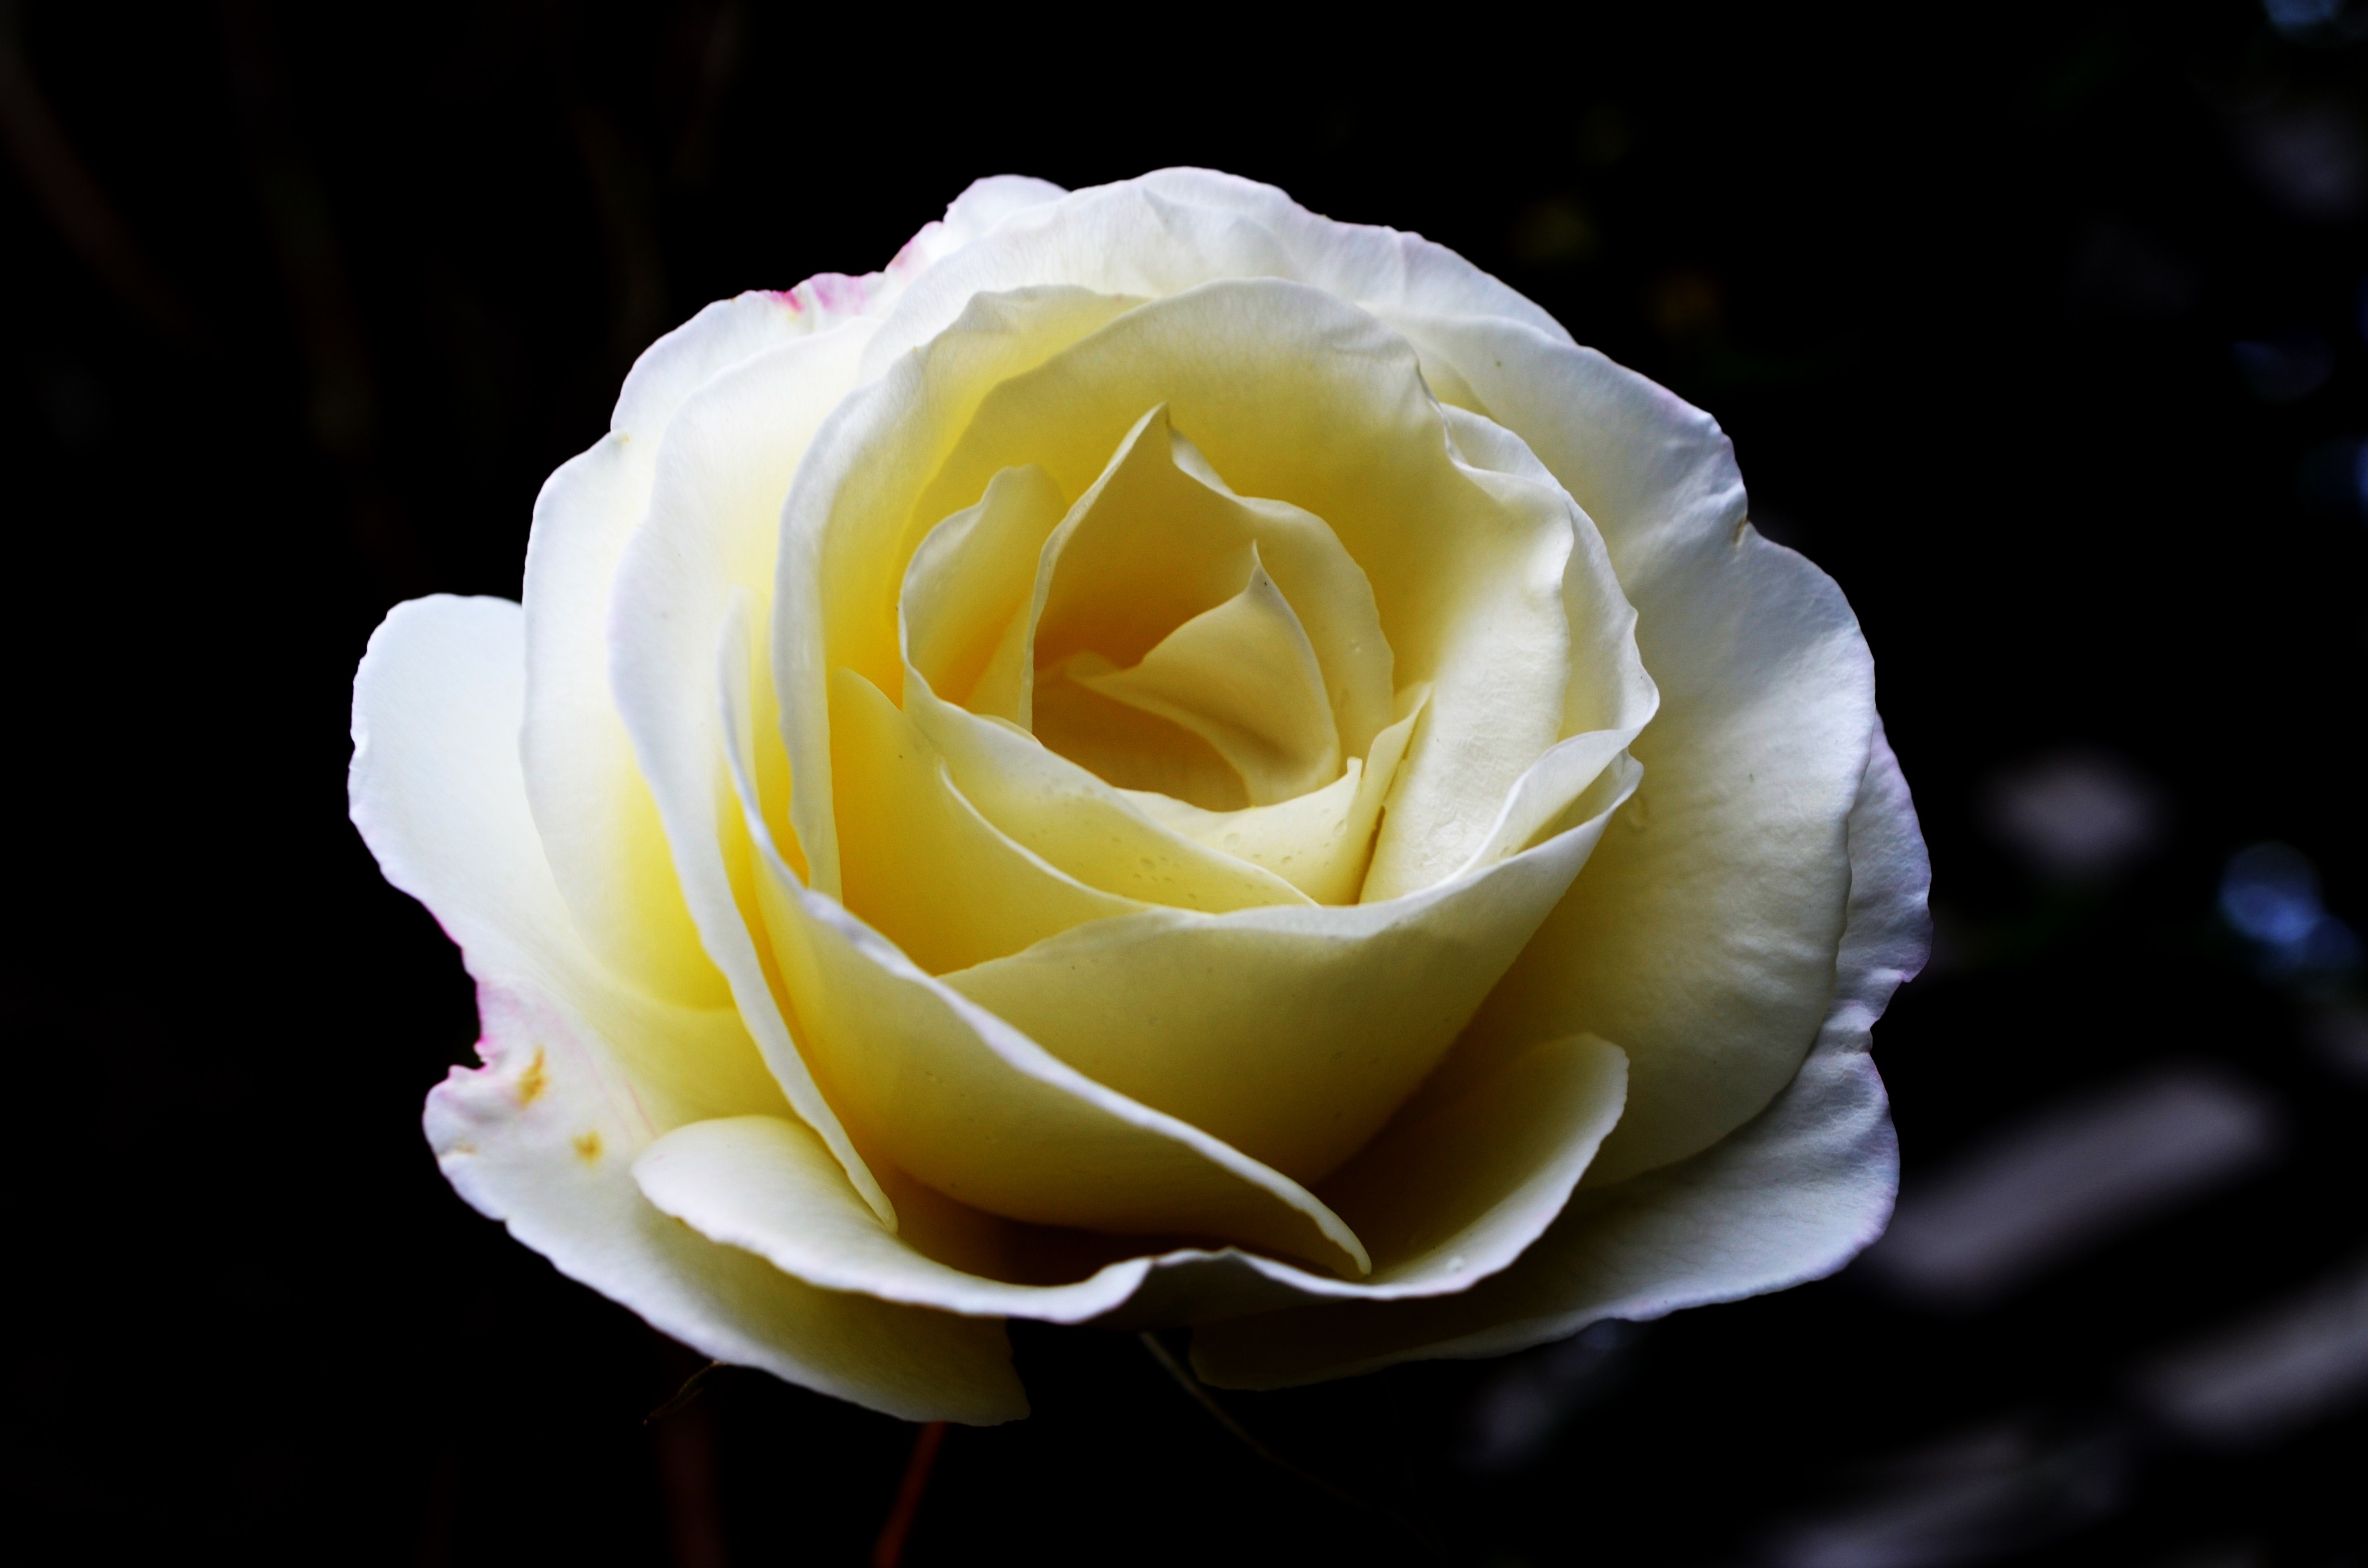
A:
1186;722;1927;1388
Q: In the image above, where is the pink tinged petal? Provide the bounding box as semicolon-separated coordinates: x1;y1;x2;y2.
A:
1429;316;1880;1182
606;323;893;1225
1185;726;1923;1390
887;174;1070;278
716;603;1374;1278
350;596;1025;1424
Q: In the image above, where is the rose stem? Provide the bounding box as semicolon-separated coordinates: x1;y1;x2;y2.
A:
1136;1332;1447;1560
870;1419;947;1568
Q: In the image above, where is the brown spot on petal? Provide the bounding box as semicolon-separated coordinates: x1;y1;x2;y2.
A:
573;1130;603;1162
517;1046;548;1107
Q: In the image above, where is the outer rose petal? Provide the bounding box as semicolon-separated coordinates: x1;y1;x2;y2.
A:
607;322;895;1223
351;595;1026;1423
521;180;1063;1005
1188;725;1927;1388
859;168;1571;382
520;293;810;1008
1433;318;1878;1180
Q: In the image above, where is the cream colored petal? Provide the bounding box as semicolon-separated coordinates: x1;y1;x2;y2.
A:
715;615;1371;1278
1420;316;1878;1181
901;511;1316;919
777;287;1145;894
1024;407;1393;762
902;681;1310;912
953;1027;1627;1327
945;754;1640;1188
617;1025;1629;1335
635;1115;1159;1322
1185;732;1924;1389
900;463;1070;721
1075;550;1338;806
521;293;815;1008
351;595;1025;1424
859;168;1571;381
830;665;1141;974
767;175;1069;335
904;682;1316;914
605;323;892;1224
1122;693;1423;905
891;282;1580;900
1320;1034;1628;1285
1191;1031;1897;1389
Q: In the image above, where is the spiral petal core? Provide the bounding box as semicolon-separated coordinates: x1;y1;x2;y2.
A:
353;170;1925;1423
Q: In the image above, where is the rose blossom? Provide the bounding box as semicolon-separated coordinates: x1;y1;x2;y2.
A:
350;169;1930;1421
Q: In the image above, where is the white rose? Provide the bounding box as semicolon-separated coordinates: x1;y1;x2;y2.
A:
350;169;1930;1422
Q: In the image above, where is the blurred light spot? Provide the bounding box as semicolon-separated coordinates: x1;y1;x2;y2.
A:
1456;1319;1642;1473
1982;751;2166;882
1865;1065;2283;1308
2294;435;2368;518
2132;1253;2368;1446
2231;333;2334;401
1759;1417;2133;1568
1648;269;1723;345
2066;217;2200;320
1508;194;1601;268
2237;100;2364;221
2220;843;2364;982
2260;0;2368;45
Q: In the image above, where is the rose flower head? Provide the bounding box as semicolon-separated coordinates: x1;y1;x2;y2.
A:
350;170;1930;1421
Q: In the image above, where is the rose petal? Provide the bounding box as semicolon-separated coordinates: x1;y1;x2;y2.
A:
830;664;1141;974
520;293;813;1007
1072;551;1338;806
1429;318;1879;1180
634;1115;1160;1322
898;461;1314;908
1121;694;1423;905
943;755;1642;1186
888;281;1584;899
606;324;894;1224
859;168;1572;384
1185;727;1924;1389
778;287;1146;894
1025;408;1394;769
719;605;1373;1278
351;595;1027;1424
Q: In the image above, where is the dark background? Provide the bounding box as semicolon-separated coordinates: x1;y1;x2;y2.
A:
6;1;2363;1563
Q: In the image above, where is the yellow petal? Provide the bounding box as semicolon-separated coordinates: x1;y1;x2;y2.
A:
1122;689;1426;905
721;609;1370;1276
897;283;1575;899
780;287;1144;894
829;665;1141;974
944;755;1641;1186
1023;407;1394;764
1073;548;1337;807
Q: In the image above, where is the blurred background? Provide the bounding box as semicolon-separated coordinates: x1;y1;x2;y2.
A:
5;0;2363;1563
